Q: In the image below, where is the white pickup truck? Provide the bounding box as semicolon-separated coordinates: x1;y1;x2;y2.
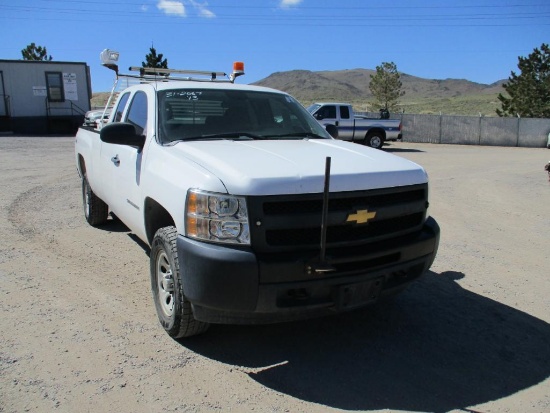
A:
307;102;402;149
75;51;439;338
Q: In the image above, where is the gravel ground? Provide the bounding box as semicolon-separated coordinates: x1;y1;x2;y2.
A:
1;135;549;413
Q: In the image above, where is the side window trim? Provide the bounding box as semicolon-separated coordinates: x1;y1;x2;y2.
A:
125;91;148;136
339;105;350;119
325;105;337;119
114;92;131;123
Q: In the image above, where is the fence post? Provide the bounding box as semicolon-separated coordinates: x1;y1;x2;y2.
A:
516;115;520;147
478;113;482;145
439;112;442;144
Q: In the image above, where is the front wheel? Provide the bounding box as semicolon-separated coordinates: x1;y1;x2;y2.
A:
150;226;209;338
365;132;385;149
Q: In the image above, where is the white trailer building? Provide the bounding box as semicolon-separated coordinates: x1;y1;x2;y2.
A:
0;59;92;134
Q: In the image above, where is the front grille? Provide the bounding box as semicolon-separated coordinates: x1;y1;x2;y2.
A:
266;213;424;246
263;189;425;215
248;184;428;253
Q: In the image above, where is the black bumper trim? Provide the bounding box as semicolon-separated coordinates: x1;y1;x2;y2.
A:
177;217;439;324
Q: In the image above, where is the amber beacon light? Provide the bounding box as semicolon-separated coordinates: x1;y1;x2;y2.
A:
230;61;245;83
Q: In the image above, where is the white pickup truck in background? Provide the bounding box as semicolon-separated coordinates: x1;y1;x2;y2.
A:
74;50;439;338
308;102;402;149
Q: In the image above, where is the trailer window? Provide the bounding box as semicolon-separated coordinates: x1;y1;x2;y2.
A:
45;72;64;102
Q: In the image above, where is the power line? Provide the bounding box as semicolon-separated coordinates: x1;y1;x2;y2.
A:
1;5;549;26
29;0;550;10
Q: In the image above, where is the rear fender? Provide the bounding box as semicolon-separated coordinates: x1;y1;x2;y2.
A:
366;128;386;139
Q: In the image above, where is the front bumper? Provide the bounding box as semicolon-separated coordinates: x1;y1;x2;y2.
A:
178;217;439;324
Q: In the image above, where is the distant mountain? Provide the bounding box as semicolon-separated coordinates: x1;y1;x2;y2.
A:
252;69;506;115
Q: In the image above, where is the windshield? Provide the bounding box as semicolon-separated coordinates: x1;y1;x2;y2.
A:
158;89;330;143
306;104;321;115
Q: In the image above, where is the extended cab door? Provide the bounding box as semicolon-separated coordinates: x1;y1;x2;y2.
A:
336;105;355;141
312;105;353;141
100;90;148;234
97;92;130;205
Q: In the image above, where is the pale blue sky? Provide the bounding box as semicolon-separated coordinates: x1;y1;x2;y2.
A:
0;0;548;91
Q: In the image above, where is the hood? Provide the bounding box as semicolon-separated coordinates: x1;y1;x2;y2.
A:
172;139;427;196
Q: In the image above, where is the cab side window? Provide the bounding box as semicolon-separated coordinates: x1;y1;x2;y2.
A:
125;92;148;136
340;105;350;119
114;92;130;122
317;105;336;120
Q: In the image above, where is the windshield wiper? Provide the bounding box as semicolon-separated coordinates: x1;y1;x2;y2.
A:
264;132;328;140
201;132;267;140
166;132;266;145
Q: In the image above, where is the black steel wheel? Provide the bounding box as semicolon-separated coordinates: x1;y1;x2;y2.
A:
150;226;209;338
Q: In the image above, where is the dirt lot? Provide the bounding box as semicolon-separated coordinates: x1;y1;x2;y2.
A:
1;136;549;413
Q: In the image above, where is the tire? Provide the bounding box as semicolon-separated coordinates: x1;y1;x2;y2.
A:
82;176;109;226
365;132;385;149
150;226;209;338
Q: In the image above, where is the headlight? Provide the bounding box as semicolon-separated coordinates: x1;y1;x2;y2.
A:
186;189;250;245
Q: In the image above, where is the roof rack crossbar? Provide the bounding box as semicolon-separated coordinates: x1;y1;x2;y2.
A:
129;66;227;81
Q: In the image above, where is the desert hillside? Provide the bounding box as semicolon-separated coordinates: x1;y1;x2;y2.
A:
92;69;507;116
253;69;506;115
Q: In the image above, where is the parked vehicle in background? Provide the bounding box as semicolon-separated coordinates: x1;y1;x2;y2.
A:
308;103;402;149
83;108;111;128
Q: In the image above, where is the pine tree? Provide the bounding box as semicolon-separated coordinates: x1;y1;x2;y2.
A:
497;43;550;118
21;43;53;61
142;47;168;69
369;62;404;112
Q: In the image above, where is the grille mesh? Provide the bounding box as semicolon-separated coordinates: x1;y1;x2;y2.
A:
248;184;428;253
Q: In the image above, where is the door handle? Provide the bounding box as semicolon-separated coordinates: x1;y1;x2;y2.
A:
111;155;120;166
335;121;339;126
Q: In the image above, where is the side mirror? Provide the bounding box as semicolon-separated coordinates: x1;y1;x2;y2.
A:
100;122;146;148
325;124;339;139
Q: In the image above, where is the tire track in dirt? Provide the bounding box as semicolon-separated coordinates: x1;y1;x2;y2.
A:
0;154;223;412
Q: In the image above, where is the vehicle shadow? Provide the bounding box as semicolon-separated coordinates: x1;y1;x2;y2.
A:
182;271;550;412
95;216;151;253
384;144;425;153
95;214;131;233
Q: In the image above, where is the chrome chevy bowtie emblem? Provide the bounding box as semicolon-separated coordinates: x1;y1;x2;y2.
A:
346;209;376;224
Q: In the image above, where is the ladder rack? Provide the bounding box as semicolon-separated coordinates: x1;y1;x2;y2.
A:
127;66;230;82
100;49;245;83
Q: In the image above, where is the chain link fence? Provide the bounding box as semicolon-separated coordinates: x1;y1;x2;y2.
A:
356;112;550;148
